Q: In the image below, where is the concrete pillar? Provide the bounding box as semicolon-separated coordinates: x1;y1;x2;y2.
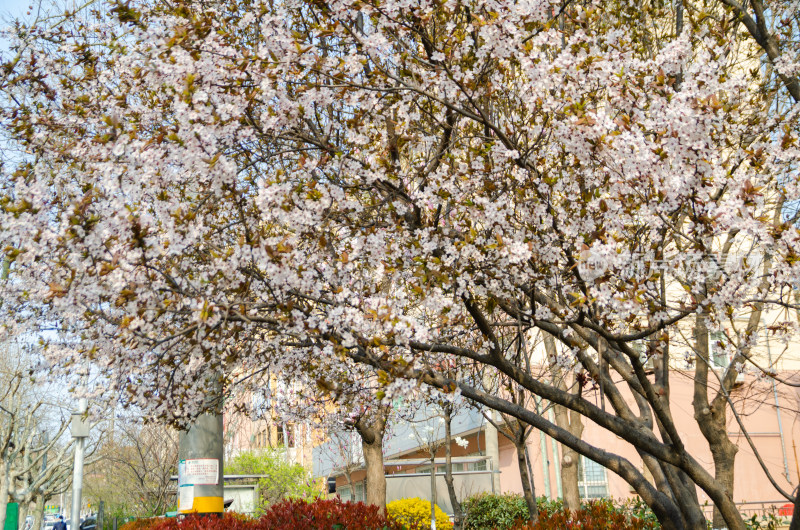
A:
484;416;501;493
178;413;224;514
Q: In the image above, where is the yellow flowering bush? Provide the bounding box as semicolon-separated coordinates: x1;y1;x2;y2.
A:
387;497;453;529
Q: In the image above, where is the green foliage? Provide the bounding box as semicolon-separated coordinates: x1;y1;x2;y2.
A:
511;499;661;529
462;493;530;529
386;497;453;529
743;513;782;530
224;450;322;514
620;497;660;528
463;494;659;530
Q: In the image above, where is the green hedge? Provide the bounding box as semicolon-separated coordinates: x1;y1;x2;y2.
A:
462;494;658;530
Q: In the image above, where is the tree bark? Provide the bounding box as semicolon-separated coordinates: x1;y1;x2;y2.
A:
514;438;538;524
355;412;387;512
0;463;10;529
788;488;800;530
18;497;27;528
443;406;464;529
693;312;741;530
544;332;584;511
31;494;44;530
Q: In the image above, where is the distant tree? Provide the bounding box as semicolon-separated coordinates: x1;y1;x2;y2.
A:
84;416;178;519
0;340;98;530
225;450;321;514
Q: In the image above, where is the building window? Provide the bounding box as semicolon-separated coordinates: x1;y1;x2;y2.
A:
287;424;295;447
467;459;487;471
337;482;364;503
578;456;608;499
276;423;296;448
354;482;365;502
417;460;485;474
339;485;352;501
253;429;268;449
710;331;729;368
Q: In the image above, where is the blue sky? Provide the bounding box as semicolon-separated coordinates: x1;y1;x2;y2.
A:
1;0;35;22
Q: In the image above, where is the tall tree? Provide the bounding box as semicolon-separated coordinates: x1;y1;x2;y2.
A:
85;416;179;519
3;0;800;528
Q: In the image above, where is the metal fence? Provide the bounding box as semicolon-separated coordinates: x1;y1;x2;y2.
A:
700;501;793;523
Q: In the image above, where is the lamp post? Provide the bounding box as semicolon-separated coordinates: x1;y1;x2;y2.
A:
70;393;89;526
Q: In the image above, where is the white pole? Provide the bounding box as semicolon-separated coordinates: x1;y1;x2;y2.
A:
71;392;88;528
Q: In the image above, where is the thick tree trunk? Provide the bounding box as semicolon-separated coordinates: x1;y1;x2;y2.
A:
543;333;584;512
514;439;538;524
0;465;10;529
788;489;800;530
31;494;44;530
18;497;28;527
693;313;742;530
659;461;706;529
355;412;387;512
443;407;463;529
707;425;738;529
559;438;582;512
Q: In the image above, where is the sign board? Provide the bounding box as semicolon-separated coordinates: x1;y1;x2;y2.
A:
71;413;89;438
181;458;219;485
178;485;194;512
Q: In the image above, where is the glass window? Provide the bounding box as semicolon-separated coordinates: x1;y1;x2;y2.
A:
275;423;296;448
253;429;267;449
286;424;295;448
630;340;653;369
578;456;608;499
710;331;729;368
467;460;487;471
339;486;352;502
355;482;365;503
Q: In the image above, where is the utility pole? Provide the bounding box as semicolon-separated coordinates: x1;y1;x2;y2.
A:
178;377;224;516
178;413;224;515
70;391;89;526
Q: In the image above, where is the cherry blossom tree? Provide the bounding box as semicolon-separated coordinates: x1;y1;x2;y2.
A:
2;0;800;528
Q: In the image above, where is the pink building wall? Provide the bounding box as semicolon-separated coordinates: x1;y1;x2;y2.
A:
495;371;800;506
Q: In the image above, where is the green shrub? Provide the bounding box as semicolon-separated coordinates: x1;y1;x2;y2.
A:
463;494;659;530
386;497;452;529
462;493;529;529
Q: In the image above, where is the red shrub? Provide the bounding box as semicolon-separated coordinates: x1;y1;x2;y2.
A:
136;498;401;530
258;498;402;529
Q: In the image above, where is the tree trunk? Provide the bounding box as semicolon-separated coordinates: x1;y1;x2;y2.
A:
355;413;387;512
0;464;10;529
693;312;743;530
514;439;538;524
31;494;44;530
788;490;800;530
443;407;463;529
708;427;738;530
559;438;582;512
18;498;28;528
430;452;437;530
543;333;584;511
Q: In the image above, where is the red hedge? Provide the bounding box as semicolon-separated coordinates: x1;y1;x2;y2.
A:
139;498;402;530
